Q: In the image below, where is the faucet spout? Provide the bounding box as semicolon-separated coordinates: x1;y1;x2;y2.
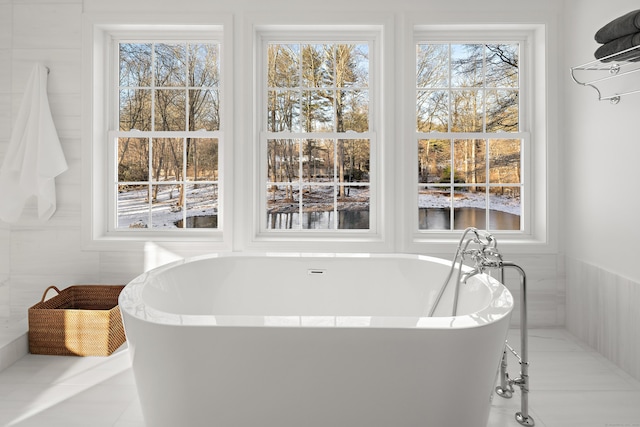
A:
428;227;504;317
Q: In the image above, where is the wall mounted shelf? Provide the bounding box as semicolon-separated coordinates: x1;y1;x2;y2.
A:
571;44;640;104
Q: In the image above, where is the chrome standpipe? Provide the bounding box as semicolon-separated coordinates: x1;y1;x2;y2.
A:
430;228;534;426
494;262;534;427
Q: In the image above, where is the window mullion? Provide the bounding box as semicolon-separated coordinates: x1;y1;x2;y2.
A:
185;43;190;132
265;131;375;139
298;139;304;230
482;44;487;134
182;136;188;227
485;138;490;230
482;47;490;230
147;136;153;227
448;43;452;133
449;138;454;231
334;139;338;230
151;42;156;132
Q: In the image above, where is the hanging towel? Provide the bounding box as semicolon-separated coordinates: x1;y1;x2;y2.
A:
0;64;67;223
595;9;640;44
594;32;640;62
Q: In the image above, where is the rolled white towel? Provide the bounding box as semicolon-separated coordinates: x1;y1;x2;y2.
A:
0;63;68;223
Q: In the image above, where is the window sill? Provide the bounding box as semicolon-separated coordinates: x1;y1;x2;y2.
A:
407;231;556;255
81;229;231;254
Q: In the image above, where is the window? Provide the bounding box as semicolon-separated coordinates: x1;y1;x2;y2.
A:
83;15;232;249
415;36;529;234
84;16;547;252
114;41;221;230
257;29;379;235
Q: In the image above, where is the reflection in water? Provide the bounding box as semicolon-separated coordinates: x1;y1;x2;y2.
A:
267;210;369;230
172;209;514;231
174;215;218;228
419;207;520;230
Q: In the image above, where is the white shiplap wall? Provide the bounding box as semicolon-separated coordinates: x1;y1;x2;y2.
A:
562;0;640;382
0;0;565;331
566;257;640;380
0;0;146;324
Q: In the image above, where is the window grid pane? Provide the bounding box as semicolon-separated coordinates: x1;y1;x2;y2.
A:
416;40;522;232
265;39;372;232
266;138;370;231
416;137;523;231
116;136;219;229
116;40;221;231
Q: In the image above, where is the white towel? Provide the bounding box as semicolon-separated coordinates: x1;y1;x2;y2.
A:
0;64;67;223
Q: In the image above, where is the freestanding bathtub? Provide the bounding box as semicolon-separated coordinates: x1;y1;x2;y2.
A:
119;253;513;427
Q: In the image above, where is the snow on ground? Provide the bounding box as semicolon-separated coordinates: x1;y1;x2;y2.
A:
116;184;519;229
117;184;218;228
267;185;370;213
418;189;521;215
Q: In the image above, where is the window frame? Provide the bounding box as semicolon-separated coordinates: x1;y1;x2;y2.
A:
110;38;223;232
403;23;550;253
250;24;389;249
414;37;530;234
82;14;551;254
82;14;233;251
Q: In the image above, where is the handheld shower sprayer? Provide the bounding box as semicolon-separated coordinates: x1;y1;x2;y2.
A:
427;227;535;426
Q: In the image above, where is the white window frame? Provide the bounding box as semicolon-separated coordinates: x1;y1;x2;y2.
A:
81;14;233;252
247;20;393;252
403;23;550;253
414;34;531;232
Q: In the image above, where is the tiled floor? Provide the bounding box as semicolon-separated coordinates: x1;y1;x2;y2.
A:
0;328;638;427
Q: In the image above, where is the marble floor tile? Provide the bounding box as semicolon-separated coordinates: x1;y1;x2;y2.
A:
533;390;640;427
0;329;637;427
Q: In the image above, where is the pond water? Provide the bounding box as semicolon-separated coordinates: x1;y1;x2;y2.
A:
419;207;520;230
174;215;218;228
176;208;519;230
267;210;369;230
268;207;519;230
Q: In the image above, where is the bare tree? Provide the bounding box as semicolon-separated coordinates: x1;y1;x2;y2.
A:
118;41;220;211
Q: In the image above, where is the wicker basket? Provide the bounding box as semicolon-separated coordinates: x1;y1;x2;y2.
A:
28;285;126;356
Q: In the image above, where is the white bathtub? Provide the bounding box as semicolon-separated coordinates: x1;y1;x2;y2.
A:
119;253;513;427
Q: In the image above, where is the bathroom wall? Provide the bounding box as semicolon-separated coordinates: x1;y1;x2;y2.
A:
563;0;640;380
0;0;145;324
0;1;11;319
0;0;564;329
